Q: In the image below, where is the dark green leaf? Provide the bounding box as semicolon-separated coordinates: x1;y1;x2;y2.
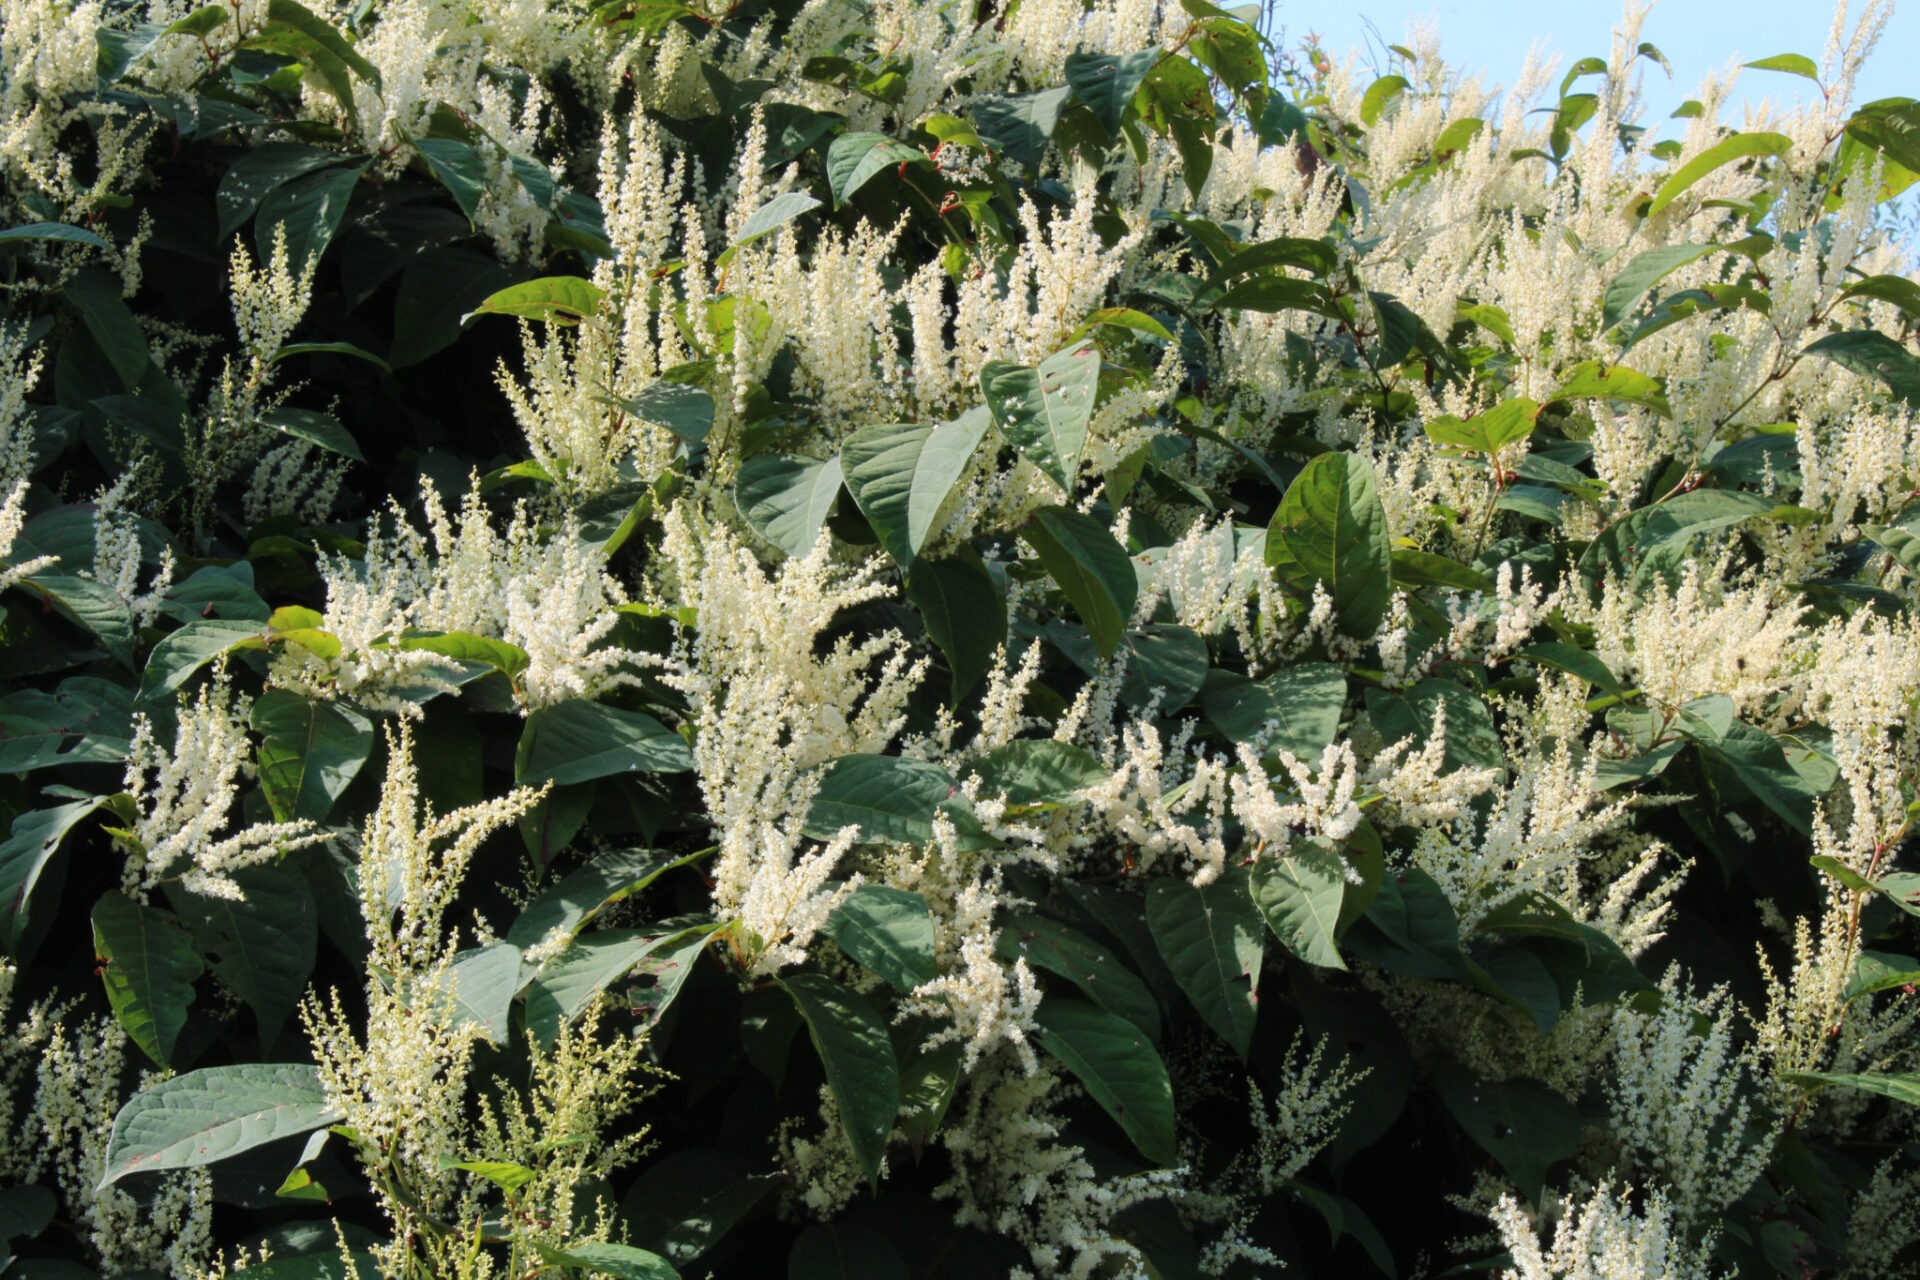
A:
515;701;693;786
172;867;316;1050
62;267;148;391
1200;663;1347;759
1063;48;1163;137
825;132;926;208
100;1063;344;1186
804;754;955;846
824;885;938;992
1250;840;1348;970
782;973;899;1188
1434;1064;1581;1203
788;1224;908;1280
997;912;1160;1041
1805;330;1920;406
411;137;485;226
1145;870;1262;1058
1;799;105;952
735;454;844;558
1602;243;1723;331
842;409;989;569
93;891;203;1066
904;554;1004;700
983;342;1101;494
968;740;1107;807
1033;999;1177;1165
1021;506;1137;660
1267;452;1393;637
256;164;366;272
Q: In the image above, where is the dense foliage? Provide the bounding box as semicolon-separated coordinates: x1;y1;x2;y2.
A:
4;0;1920;1275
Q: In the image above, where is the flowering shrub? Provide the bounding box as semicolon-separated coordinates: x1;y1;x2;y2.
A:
2;0;1919;1274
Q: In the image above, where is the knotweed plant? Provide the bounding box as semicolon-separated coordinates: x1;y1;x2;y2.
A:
1;0;1919;1275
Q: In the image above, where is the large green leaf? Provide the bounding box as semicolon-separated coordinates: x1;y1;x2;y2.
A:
515;701;693;786
996;912;1160;1042
93;891;203;1067
139;618;263;702
255;163;367;276
1601;243;1723;330
465;276;605;325
1063;48;1162;137
440;941;522;1044
1145;870;1263;1058
1021;506;1137;660
1365;678;1502;774
100;1062;344;1186
620;1150;783;1265
1249;839;1348;970
507;846;704;949
411;137;485;225
825;132;926;208
967;740;1108;807
1266;452;1393;637
1033;999;1177;1166
1646;131;1792;218
533;1241;679;1280
61;267;148;391
735;454;844;558
250;691;373;823
1785;1070;1920;1107
1200;663;1347;759
257;407;365;463
1434;1064;1581;1203
527;919;717;1047
1804;330;1920;406
613;381;716;446
823;885;938;992
904;554;1004;700
782;973;899;1188
842;410;990;569
0;798;104;953
971;86;1072;170
803;754;955;846
215;142;335;238
172;866;316;1050
982;342;1101;494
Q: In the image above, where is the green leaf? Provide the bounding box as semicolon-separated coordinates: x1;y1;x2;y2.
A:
0;222;110;249
788;1224;908;1280
823;885;938;992
1250;840;1348;970
250;691;372;825
1145;870;1263;1058
515;701;693;786
138;619;268;703
264;0;380;87
982;341;1101;494
394;630;530;682
1266;452;1394;638
782;973;899;1188
216;142;335;238
1546;361;1671;415
1515;642;1625;698
904;555;1004;700
1646;131;1792;218
446;1160;538;1193
729;191;823;253
996;913;1160;1042
508;847;704;950
1063;48;1163;137
825;132;926;208
270;341;392;373
803;754;955;846
1200;663;1347;760
1;798;105;952
390;247;513;368
255;163;366;274
1365;677;1502;774
613;381;715;446
26;573;136;667
1602;243;1723;331
172;867;316;1050
1784;1070;1920;1108
533;1241;680;1280
527;920;716;1048
735;454;845;558
93;891;203;1067
253;406;364;462
1424;397;1539;453
1804;330;1920;406
1021;506;1137;660
100;1063;344;1187
841;409;989;569
1744;53;1820;81
620;1150;783;1265
1359;74;1409;127
1693;719;1823;833
440;941;522;1044
412;137;485;226
968;740;1107;807
1434;1064;1581;1203
1841;273;1920;324
1348;868;1470;981
971;86;1072;170
62;267;148;391
1390;548;1494;592
1033;999;1177;1165
465;276;605;325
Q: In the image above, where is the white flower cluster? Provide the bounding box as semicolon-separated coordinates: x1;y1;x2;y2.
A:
1489;1184;1726;1280
118;679;323;902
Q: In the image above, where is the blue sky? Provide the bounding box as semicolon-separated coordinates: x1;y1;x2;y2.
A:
1283;0;1916;125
